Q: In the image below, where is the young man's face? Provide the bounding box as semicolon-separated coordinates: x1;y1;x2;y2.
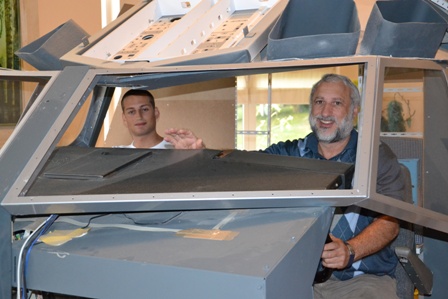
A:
121;94;159;138
309;81;358;143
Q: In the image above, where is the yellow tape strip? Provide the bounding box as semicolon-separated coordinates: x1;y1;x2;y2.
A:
39;228;91;246
176;229;239;241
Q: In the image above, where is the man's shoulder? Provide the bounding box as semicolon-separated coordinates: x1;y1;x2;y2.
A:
376;141;406;201
378;141;399;162
377;141;402;179
113;144;135;149
263;139;302;156
263;133;319;157
151;140;174;149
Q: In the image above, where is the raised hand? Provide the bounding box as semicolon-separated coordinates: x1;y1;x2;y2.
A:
164;128;205;149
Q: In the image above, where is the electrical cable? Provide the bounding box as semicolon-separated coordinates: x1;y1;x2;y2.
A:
16;215;58;299
23;215;58;297
56;216;181;233
16;213;184;233
17;220;47;299
80;214;109;228
123;212;183;225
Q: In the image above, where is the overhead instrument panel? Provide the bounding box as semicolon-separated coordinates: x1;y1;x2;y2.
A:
62;0;288;68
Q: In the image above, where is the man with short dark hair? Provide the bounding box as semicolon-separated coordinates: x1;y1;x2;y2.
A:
117;89;173;149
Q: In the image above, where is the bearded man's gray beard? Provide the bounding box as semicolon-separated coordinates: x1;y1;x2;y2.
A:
309;114;354;143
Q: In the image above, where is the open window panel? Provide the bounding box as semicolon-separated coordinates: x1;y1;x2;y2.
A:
0;70;58;127
0;70;60;155
379;67;425;208
2;58;448;231
357;58;448;235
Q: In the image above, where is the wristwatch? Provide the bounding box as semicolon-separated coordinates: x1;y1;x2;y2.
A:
344;241;355;268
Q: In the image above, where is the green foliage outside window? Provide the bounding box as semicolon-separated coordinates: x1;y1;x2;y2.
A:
1;0;21;125
236;104;311;150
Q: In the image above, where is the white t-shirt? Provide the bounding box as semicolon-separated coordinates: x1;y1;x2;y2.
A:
114;140;174;149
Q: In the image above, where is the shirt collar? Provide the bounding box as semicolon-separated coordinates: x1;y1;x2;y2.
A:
299;130;358;162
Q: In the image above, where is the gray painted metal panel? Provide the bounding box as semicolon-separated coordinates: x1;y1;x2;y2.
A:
12;208;331;299
25;147;353;195
0;207;11;299
267;0;360;60
15;20;89;70
359;0;447;58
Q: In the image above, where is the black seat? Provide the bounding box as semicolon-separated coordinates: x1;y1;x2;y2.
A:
392;165;433;299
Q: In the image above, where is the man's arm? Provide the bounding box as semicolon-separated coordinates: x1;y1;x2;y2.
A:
322;142;404;269
321;216;399;269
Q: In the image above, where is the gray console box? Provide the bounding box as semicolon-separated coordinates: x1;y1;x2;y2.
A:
267;0;360;60
15;20;88;70
13;208;332;299
359;0;448;58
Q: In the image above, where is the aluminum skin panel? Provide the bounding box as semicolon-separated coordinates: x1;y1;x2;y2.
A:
12;207;332;299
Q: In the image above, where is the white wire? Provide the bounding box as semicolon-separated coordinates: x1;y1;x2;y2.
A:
213;211;239;230
16;216;52;299
15;210;181;294
56;217;181;233
16;212;236;298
